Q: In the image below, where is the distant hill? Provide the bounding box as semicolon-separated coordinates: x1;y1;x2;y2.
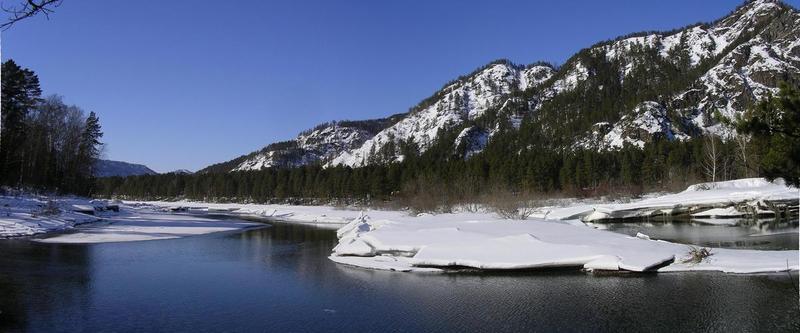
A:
95;159;157;177
168;169;194;175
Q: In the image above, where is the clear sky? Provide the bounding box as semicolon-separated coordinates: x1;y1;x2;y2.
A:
2;0;797;172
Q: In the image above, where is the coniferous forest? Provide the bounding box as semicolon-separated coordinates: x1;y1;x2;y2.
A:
95;82;799;205
2;58;796;205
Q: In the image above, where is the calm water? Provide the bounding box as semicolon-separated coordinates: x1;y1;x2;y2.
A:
601;218;799;250
1;222;798;332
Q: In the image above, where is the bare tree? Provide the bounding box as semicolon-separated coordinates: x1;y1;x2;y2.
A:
1;0;62;30
702;134;720;182
734;134;752;178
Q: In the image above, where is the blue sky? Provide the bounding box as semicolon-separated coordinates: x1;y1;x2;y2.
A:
3;0;797;172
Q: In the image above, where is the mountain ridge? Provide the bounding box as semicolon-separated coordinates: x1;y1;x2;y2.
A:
95;159;157;178
203;0;798;173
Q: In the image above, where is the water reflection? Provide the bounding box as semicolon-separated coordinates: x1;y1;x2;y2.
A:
0;223;797;332
600;217;799;250
0;240;92;332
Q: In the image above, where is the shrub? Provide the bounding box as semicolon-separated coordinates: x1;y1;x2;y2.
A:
682;246;712;264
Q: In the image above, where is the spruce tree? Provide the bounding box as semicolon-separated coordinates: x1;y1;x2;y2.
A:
1;59;42;185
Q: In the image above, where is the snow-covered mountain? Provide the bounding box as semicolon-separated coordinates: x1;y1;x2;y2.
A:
95;159;157;177
573;0;799;149
205;0;799;172
200;116;404;173
328;61;554;167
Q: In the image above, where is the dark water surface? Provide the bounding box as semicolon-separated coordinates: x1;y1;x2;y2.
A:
1;223;798;332
602;218;799;250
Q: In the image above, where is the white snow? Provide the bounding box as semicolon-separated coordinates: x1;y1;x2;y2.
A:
233;123;375;171
691;207;744;218
580;178;798;221
330;209;797;274
1;194;261;243
35;210;260;243
547;61;588;96
8;177;795;275
1;195;101;237
597;102;689;150
454;126;490;158
326;178;797;274
218;0;796;172
328;63;553;167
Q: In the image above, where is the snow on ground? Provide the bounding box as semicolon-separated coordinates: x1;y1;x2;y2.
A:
131;178;798;274
329;213;798;274
0;194;261;243
0;195;101;238
4;178;797;274
132;200;367;228
545;178;799;222
35;209;260;243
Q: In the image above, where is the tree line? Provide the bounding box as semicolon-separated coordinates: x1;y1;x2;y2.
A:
96;82;799;205
1;59;104;194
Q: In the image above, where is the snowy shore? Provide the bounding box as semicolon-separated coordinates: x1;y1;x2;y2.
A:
540;178;799;222
2;178;797;274
0;195;261;243
328;179;798;273
330;214;798;273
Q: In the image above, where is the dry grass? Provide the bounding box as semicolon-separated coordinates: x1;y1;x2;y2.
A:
33;200;61;217
682;246;713;264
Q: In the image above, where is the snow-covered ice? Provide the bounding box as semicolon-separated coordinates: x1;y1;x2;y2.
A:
330;213;797;274
5;178;797;274
545;178;799;222
1;194;261;243
1;195;102;238
35;209;260;243
328;178;798;274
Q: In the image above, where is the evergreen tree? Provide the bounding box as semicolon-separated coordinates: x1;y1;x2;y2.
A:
737;83;800;185
1;59;42;185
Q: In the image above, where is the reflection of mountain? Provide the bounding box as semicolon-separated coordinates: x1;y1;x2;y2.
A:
0;242;92;331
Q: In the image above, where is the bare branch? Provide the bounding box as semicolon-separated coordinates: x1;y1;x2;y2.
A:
1;0;62;30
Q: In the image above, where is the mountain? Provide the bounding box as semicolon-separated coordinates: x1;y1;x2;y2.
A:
95;160;157;177
204;0;799;173
199;115;404;173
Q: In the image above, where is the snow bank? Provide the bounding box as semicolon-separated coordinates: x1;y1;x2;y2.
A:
1;195;101;238
1;195;261;243
35;210;260;243
541;178;798;221
133;200;357;227
330;215;798;274
328;179;798;273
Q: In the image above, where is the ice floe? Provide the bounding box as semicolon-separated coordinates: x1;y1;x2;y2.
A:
330;213;798;274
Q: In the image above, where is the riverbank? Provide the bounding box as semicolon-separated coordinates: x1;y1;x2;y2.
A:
328;179;798;273
125;178;799;274
0;194;261;242
3;178;797;273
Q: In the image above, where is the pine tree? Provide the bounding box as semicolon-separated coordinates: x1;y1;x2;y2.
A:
738;83;800;185
74;111;104;191
1;60;42;185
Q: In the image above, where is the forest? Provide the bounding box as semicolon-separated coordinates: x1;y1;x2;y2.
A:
0;59;104;195
95;82;799;209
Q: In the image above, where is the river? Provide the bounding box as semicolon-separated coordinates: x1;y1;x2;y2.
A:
1;222;798;332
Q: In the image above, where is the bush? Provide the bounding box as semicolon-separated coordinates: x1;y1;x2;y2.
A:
484;187;536;220
33;200;61;217
682;246;712;264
